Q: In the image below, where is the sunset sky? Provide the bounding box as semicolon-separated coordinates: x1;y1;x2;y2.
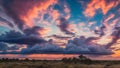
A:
0;0;120;60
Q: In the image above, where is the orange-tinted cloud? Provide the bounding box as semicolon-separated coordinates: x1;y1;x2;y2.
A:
103;14;115;28
102;13;119;29
110;18;119;26
112;50;120;58
49;7;60;21
20;0;57;28
104;14;115;22
67;23;78;34
3;0;57;29
83;0;118;17
38;28;50;37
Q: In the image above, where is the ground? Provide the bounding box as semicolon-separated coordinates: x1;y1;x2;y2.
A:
0;61;120;68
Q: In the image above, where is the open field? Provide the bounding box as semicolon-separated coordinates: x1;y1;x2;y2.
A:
0;60;120;68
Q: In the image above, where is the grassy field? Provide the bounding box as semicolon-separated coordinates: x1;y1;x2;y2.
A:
0;60;120;68
0;55;120;68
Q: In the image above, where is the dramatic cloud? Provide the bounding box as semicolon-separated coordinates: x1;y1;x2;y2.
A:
0;0;120;57
0;17;13;27
0;30;23;39
18;36;113;55
0;30;46;45
0;0;57;29
0;7;14;29
0;0;56;37
24;26;49;37
83;0;119;17
105;27;120;49
57;18;76;35
0;42;8;52
0;36;46;45
0;30;115;55
47;34;73;40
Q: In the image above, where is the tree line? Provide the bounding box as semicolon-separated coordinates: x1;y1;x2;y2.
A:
0;55;93;64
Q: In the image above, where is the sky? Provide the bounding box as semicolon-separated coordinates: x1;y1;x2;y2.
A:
0;0;120;60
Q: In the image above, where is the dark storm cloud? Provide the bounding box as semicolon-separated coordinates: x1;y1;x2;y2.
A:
0;32;114;55
21;44;64;54
0;30;46;45
57;18;75;35
0;22;118;55
2;36;109;55
47;34;73;40
0;36;46;45
14;26;120;55
0;42;8;52
0;30;24;39
0;30;115;55
0;42;21;53
19;36;113;55
24;26;44;36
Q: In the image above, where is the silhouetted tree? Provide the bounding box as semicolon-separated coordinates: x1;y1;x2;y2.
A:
61;55;92;64
24;58;29;61
78;55;87;60
72;57;79;63
78;55;92;64
61;57;69;63
31;59;35;62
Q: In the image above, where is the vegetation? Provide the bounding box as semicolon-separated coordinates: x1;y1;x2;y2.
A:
61;55;92;64
0;55;120;68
